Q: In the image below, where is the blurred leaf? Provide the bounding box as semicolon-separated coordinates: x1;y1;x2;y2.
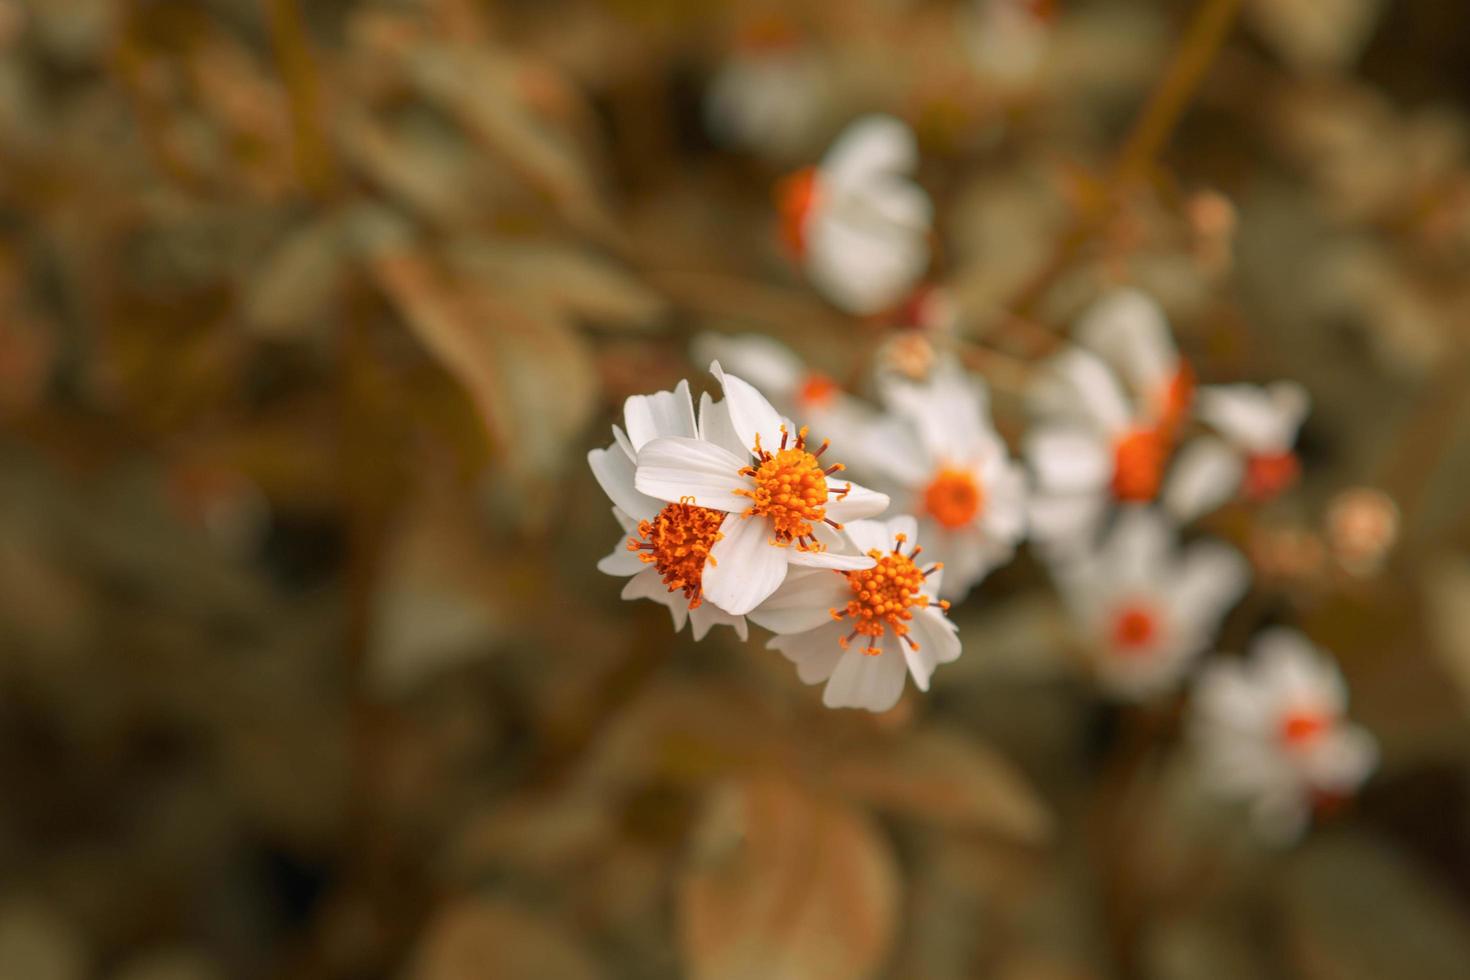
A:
824;729;1053;844
242;216;345;337
678;776;901;980
409;898;603;980
1424;556;1470;712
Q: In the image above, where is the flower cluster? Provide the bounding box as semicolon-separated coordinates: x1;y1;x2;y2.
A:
591;115;1377;840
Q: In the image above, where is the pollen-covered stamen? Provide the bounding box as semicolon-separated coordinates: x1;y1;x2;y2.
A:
735;425;843;550
1279;708;1331;749
797;373;840;410
626;500;726;609
1111;427;1169;502
924;467;984;529
777;167;820;258
827;535;936;657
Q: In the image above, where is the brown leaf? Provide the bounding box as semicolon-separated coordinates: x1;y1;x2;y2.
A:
410;898;603;980
823;729;1053;844
679;777;901;980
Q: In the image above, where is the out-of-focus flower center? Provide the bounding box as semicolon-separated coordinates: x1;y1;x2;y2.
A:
1158;363;1195;438
1109;602;1159;654
1243;451;1300;502
1279;709;1330;748
627;500;726;609
796;372;839;410
1111;428;1168;502
923;467;983;529
736;425;848;550
830;534;947;656
777;167;819;258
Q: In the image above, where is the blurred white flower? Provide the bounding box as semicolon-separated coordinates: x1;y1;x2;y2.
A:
1057;507;1249;700
1025;289;1196;551
963;0;1056;90
860;358;1027;600
705;20;827;161
633;364;889;616
778;115;933;315
587;380;748;640
1166;381;1309;519
1190;628;1378;842
752;515;959;712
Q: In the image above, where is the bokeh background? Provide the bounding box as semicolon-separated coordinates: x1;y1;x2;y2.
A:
2;0;1470;977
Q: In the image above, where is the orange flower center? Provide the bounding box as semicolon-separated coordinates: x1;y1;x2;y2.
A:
735;425;849;550
829;534;947;656
627;501;726;609
1109;602;1159;655
1243;451;1300;502
1111;427;1169;502
796;372;839;410
777;167;819;258
1158;363;1195;438
1279;709;1330;748
923;467;984;529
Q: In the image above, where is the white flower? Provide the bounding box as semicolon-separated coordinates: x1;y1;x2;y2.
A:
1166;381;1309;519
705;23;827;161
779;115;933;315
1025;289;1196;552
1057;507;1250;700
861;358;1027;600
633;364;890;616
752;515;960;712
963;0;1056;89
1190;628;1378;842
588;380;749;641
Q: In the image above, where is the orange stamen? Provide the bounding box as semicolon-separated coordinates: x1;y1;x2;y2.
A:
626;502;726;609
1243;451;1300;502
777;167;819;259
922;467;984;530
734;425;834;551
1109;602;1158;655
829;536;937;656
1111;427;1168;502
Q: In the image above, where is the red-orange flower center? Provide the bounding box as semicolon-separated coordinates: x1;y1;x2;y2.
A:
1279;709;1330;748
1111;428;1169;502
923;467;983;529
735;425;849;550
627;501;726;609
777;167;819;258
829;535;947;656
1244;451;1300;502
1158;363;1195;439
796;372;839;410
1110;603;1159;655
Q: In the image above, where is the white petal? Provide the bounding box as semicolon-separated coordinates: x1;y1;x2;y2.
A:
597;535;646;576
824;479;891;522
747;566;851;634
1308;725;1377;794
1193;659;1270;735
1027;492;1106;550
1163;437;1243;522
588;446;659;522
1025;425;1113;494
697;392;749;459
844;413;931;484
1106;506;1172;587
841;517;898;555
688;601;748;642
805;206;928;315
692;333;804;397
770;618;849;684
979;460;1029;543
906;608;961;690
880;359;1001;464
623;380;698;451
1030;349;1131;433
701;512;790;615
1252;629;1346;709
711;363;785;457
1075;288;1176;396
822;114;918;186
634;437;749;512
1169;540;1250;628
823;639;908;712
621;568;689;632
1197;382;1307;453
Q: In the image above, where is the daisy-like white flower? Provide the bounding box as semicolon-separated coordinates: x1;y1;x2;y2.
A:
777;115;933;316
1166;381;1309;519
588;380;748;641
633;364;890;616
690;332;869;435
963;0;1057;89
862;358;1027;600
1190;628;1378;842
751;515;959;712
1057;507;1250;700
705;16;827;161
1025;289;1196;551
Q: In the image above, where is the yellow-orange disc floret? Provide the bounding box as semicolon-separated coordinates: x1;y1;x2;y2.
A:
923;467;983;530
627;500;725;609
829;534;948;656
735;425;850;551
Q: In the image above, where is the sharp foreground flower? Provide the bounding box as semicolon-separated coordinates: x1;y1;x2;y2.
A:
862;358;1027;600
1025;289;1196;552
588;380;750;640
777;114;933;315
1057;507;1249;699
1190;628;1378;842
751;515;960;712
632;364;890;616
